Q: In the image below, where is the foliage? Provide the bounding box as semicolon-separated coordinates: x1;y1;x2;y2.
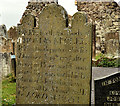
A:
93;55;120;67
95;53;104;61
2;74;16;106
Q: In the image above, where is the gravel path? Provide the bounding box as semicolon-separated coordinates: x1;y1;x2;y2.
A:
91;67;120;104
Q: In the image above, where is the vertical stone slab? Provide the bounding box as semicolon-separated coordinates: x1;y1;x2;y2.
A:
16;4;92;104
95;72;120;105
16;14;35;104
105;32;119;57
71;13;92;104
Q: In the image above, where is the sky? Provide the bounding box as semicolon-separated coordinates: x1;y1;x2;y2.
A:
0;0;78;30
0;0;119;30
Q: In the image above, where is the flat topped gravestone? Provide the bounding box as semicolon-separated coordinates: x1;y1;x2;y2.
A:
95;72;120;105
16;4;92;104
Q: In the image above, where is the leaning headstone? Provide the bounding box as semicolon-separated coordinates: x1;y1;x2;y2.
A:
16;4;92;104
95;72;120;105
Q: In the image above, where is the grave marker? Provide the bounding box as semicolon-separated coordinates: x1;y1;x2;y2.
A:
16;4;92;104
95;72;120;105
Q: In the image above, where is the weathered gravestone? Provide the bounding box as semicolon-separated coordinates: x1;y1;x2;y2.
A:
105;32;119;57
16;4;92;104
95;72;120;105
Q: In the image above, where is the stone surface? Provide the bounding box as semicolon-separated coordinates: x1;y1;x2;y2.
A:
1;53;11;77
91;67;119;104
0;25;8;38
29;0;58;3
105;32;119;57
0;24;13;78
16;4;92;104
0;36;13;53
0;25;13;54
20;1;58;28
95;72;120;105
77;2;120;57
8;26;17;40
20;1;120;58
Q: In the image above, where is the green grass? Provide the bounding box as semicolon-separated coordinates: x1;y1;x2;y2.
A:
2;74;16;106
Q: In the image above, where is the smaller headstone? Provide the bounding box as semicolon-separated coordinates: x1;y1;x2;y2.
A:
105;32;119;57
95;72;120;105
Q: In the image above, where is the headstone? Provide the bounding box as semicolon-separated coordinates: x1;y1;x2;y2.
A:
2;53;11;77
105;32;119;56
16;4;92;104
95;72;120;105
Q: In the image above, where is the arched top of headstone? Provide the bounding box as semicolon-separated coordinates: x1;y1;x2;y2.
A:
21;14;35;28
39;4;68;32
71;12;92;33
72;12;87;28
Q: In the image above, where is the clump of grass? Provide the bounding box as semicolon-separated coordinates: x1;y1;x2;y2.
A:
2;73;16;105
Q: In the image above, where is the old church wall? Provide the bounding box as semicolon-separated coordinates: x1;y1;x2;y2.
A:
77;2;120;58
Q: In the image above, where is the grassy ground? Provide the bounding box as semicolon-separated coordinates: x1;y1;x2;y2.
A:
2;74;16;106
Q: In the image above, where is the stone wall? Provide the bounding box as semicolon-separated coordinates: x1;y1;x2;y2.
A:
0;24;13;77
0;36;13;78
0;37;13;53
29;0;58;3
105;32;119;57
0;25;8;38
77;2;120;57
8;26;17;41
20;1;58;28
0;24;13;53
0;36;7;53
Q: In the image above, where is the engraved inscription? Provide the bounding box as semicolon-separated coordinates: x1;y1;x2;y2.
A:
16;4;92;104
95;73;120;105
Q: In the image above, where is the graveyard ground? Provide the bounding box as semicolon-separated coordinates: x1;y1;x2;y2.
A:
1;67;119;105
2;74;16;105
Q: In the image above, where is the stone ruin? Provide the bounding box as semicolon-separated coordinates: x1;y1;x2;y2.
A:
16;3;92;104
20;0;58;28
77;1;120;58
0;24;8;38
0;25;12;77
29;0;58;3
